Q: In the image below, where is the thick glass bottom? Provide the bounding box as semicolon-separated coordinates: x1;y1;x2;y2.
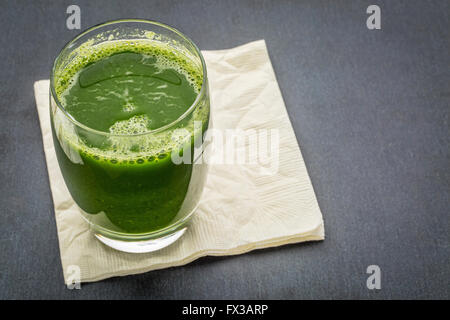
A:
95;227;187;253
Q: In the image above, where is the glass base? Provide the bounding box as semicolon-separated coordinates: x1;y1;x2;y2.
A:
95;227;187;253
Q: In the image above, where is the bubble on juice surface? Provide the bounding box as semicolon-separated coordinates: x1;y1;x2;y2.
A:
109;114;151;135
151;53;201;93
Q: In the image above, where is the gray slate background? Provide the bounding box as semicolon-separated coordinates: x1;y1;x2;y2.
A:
0;0;448;299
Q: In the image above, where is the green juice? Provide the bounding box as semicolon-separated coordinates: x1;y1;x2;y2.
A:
51;40;209;234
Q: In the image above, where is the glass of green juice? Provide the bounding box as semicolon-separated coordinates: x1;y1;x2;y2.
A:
50;20;210;253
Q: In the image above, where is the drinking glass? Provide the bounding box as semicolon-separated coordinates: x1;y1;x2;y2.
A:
50;20;210;253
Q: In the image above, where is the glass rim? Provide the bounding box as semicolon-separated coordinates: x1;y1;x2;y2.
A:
50;18;208;137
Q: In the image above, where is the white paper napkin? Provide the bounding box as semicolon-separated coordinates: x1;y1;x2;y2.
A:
34;40;324;284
